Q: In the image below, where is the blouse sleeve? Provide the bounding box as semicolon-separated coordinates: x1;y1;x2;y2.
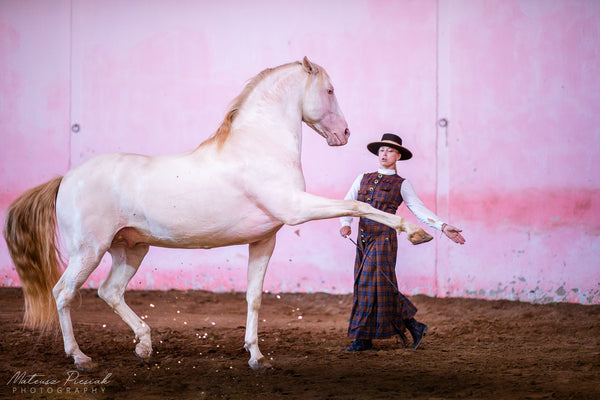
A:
339;174;364;227
400;179;444;230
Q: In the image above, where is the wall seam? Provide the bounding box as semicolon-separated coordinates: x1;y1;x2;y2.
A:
434;0;441;298
68;0;73;171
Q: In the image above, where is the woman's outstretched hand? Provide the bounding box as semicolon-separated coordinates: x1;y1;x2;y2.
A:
443;224;466;244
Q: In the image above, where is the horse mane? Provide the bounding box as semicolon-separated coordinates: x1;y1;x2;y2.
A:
199;61;303;149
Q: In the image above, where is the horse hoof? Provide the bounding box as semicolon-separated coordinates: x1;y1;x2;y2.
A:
135;343;152;362
134;351;151;365
248;356;272;370
408;230;433;245
75;358;96;372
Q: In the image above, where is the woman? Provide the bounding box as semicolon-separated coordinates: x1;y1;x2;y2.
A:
340;133;465;351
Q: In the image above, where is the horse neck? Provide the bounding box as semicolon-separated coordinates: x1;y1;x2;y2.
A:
230;66;306;157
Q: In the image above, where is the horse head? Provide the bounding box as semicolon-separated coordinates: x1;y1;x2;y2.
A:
300;57;350;146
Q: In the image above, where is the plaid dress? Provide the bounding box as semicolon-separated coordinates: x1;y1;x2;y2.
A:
348;172;418;339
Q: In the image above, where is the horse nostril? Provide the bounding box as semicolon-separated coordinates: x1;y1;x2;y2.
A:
344;128;350;138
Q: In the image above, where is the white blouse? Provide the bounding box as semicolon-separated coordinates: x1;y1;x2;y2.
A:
339;168;444;231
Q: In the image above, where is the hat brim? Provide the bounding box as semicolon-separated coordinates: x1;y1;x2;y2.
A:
367;141;413;160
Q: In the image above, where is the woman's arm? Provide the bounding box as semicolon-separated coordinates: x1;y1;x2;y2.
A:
401;180;465;244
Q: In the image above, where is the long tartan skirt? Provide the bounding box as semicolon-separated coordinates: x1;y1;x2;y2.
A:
348;229;418;339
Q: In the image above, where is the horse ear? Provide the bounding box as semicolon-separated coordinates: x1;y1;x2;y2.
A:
302;56;318;74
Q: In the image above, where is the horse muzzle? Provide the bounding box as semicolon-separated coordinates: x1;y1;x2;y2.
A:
328;127;350;146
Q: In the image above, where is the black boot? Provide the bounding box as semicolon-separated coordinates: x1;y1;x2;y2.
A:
343;339;373;352
405;318;428;349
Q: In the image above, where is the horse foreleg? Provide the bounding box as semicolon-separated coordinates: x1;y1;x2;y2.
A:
101;245;151;362
271;192;433;244
53;250;105;371
244;235;276;370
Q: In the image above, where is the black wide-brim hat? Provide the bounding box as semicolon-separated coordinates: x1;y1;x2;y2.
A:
367;133;413;160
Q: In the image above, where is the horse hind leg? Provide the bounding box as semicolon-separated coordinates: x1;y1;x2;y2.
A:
99;244;151;362
53;249;106;371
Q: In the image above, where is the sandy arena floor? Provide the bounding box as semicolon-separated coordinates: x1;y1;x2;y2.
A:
0;287;598;399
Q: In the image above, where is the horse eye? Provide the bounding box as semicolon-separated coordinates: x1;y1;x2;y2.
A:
327;88;334;95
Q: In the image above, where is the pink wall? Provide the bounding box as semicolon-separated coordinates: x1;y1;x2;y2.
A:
1;1;598;304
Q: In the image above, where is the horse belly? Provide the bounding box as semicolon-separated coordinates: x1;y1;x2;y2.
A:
118;216;282;249
123;189;284;249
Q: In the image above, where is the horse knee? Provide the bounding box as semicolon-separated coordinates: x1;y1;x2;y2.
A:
247;296;262;310
98;284;121;308
246;287;263;307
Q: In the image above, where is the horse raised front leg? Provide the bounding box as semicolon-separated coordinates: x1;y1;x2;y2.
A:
101;245;151;362
402;220;434;245
269;192;433;245
244;235;277;370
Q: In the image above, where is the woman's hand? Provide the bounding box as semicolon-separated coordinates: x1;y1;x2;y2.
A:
340;226;352;238
442;224;466;244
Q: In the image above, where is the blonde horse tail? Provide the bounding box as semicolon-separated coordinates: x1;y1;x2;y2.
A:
3;176;64;332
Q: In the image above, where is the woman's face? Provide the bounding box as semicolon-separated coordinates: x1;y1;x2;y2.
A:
378;146;401;169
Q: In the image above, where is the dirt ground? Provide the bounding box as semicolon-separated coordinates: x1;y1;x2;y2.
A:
1;287;599;400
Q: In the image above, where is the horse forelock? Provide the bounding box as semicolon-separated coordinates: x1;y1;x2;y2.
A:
199;61;306;149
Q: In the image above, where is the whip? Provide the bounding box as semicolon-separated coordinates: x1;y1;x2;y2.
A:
345;236;400;294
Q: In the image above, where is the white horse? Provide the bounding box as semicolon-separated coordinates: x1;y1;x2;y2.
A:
3;57;432;372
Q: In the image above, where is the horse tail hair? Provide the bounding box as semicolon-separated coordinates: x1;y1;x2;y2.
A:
3;176;64;332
